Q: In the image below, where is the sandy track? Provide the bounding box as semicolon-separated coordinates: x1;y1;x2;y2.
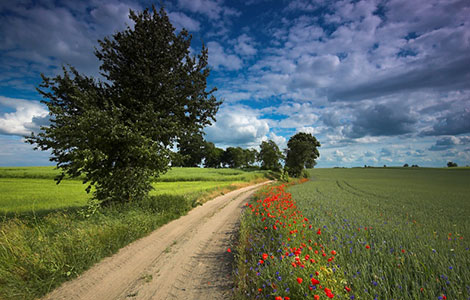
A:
43;181;270;300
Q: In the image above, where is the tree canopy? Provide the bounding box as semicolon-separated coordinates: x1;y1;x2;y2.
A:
27;6;221;204
285;132;320;177
258;140;283;171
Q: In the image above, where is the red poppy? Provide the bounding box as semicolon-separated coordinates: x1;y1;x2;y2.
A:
227;248;231;253
314;295;320;300
297;277;303;284
331;250;337;255
365;244;370;249
262;253;268;260
311;278;320;285
345;286;351;292
317;229;321;235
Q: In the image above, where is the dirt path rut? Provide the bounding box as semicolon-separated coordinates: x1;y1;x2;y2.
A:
43;181;270;300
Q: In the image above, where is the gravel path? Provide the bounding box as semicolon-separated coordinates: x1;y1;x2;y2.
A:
42;181;270;300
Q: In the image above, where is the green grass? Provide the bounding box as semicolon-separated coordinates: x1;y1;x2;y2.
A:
0;167;267;215
234;168;470;299
0;166;266;182
0;167;269;300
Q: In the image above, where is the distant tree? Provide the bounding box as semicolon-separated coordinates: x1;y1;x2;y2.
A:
411;164;419;168
222;147;245;168
242;148;258;168
26;6;220;204
285;133;320;177
403;163;409;167
383;165;387;168
203;142;224;168
447;161;458;167
258;140;283;171
176;132;205;167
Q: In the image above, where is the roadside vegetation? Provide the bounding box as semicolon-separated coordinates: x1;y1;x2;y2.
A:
0;167;269;300
233;168;470;299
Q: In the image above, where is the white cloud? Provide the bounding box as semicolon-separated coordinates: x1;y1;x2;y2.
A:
168;11;201;31
177;0;239;20
207;41;243;70
234;34;257;56
0;136;51;166
205;105;269;148
0;96;48;136
297;126;321;135
268;132;287;150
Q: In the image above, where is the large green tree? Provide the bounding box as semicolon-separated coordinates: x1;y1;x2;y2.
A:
285;133;320;177
258;140;283;171
27;6;221;204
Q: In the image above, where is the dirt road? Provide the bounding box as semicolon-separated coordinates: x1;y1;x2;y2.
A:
43;181;270;300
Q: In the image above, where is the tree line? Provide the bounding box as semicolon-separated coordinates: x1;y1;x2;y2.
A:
171;132;321;177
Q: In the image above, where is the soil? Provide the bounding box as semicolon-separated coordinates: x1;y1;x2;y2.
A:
42;181;270;300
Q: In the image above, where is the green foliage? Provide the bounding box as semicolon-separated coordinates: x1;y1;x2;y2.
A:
175;132;206;167
447;161;458;167
222;147;245;168
285;132;320;177
26;6;221;204
258;140;283;171
202;141;224;168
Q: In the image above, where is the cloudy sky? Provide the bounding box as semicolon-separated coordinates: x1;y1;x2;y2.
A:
1;0;469;167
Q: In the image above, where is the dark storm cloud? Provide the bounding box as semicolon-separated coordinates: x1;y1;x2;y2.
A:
320;111;342;128
329;54;470;102
344;104;417;138
428;135;470;151
422;109;470;136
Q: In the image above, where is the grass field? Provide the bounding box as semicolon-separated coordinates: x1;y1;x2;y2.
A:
234;168;470;299
0;167;268;215
0;166;269;300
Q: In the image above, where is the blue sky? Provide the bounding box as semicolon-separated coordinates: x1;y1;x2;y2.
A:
0;0;469;167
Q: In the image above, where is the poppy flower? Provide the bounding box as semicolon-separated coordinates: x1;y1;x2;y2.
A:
317;229;321;235
262;253;268;260
227;248;231;253
345;286;351;292
365;245;370;249
311;278;320;285
297;277;303;284
314;295;320;300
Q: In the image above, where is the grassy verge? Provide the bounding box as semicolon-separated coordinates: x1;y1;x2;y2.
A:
0;168;270;300
232;179;347;300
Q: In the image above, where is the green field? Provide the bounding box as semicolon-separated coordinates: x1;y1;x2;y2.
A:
235;168;470;299
0;166;269;300
0;167;267;215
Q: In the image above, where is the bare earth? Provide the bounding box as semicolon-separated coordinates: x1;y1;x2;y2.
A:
43;181;270;300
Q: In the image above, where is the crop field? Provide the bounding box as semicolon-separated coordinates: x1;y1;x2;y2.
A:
234;168;470;299
0;166;268;299
0;167;267;215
